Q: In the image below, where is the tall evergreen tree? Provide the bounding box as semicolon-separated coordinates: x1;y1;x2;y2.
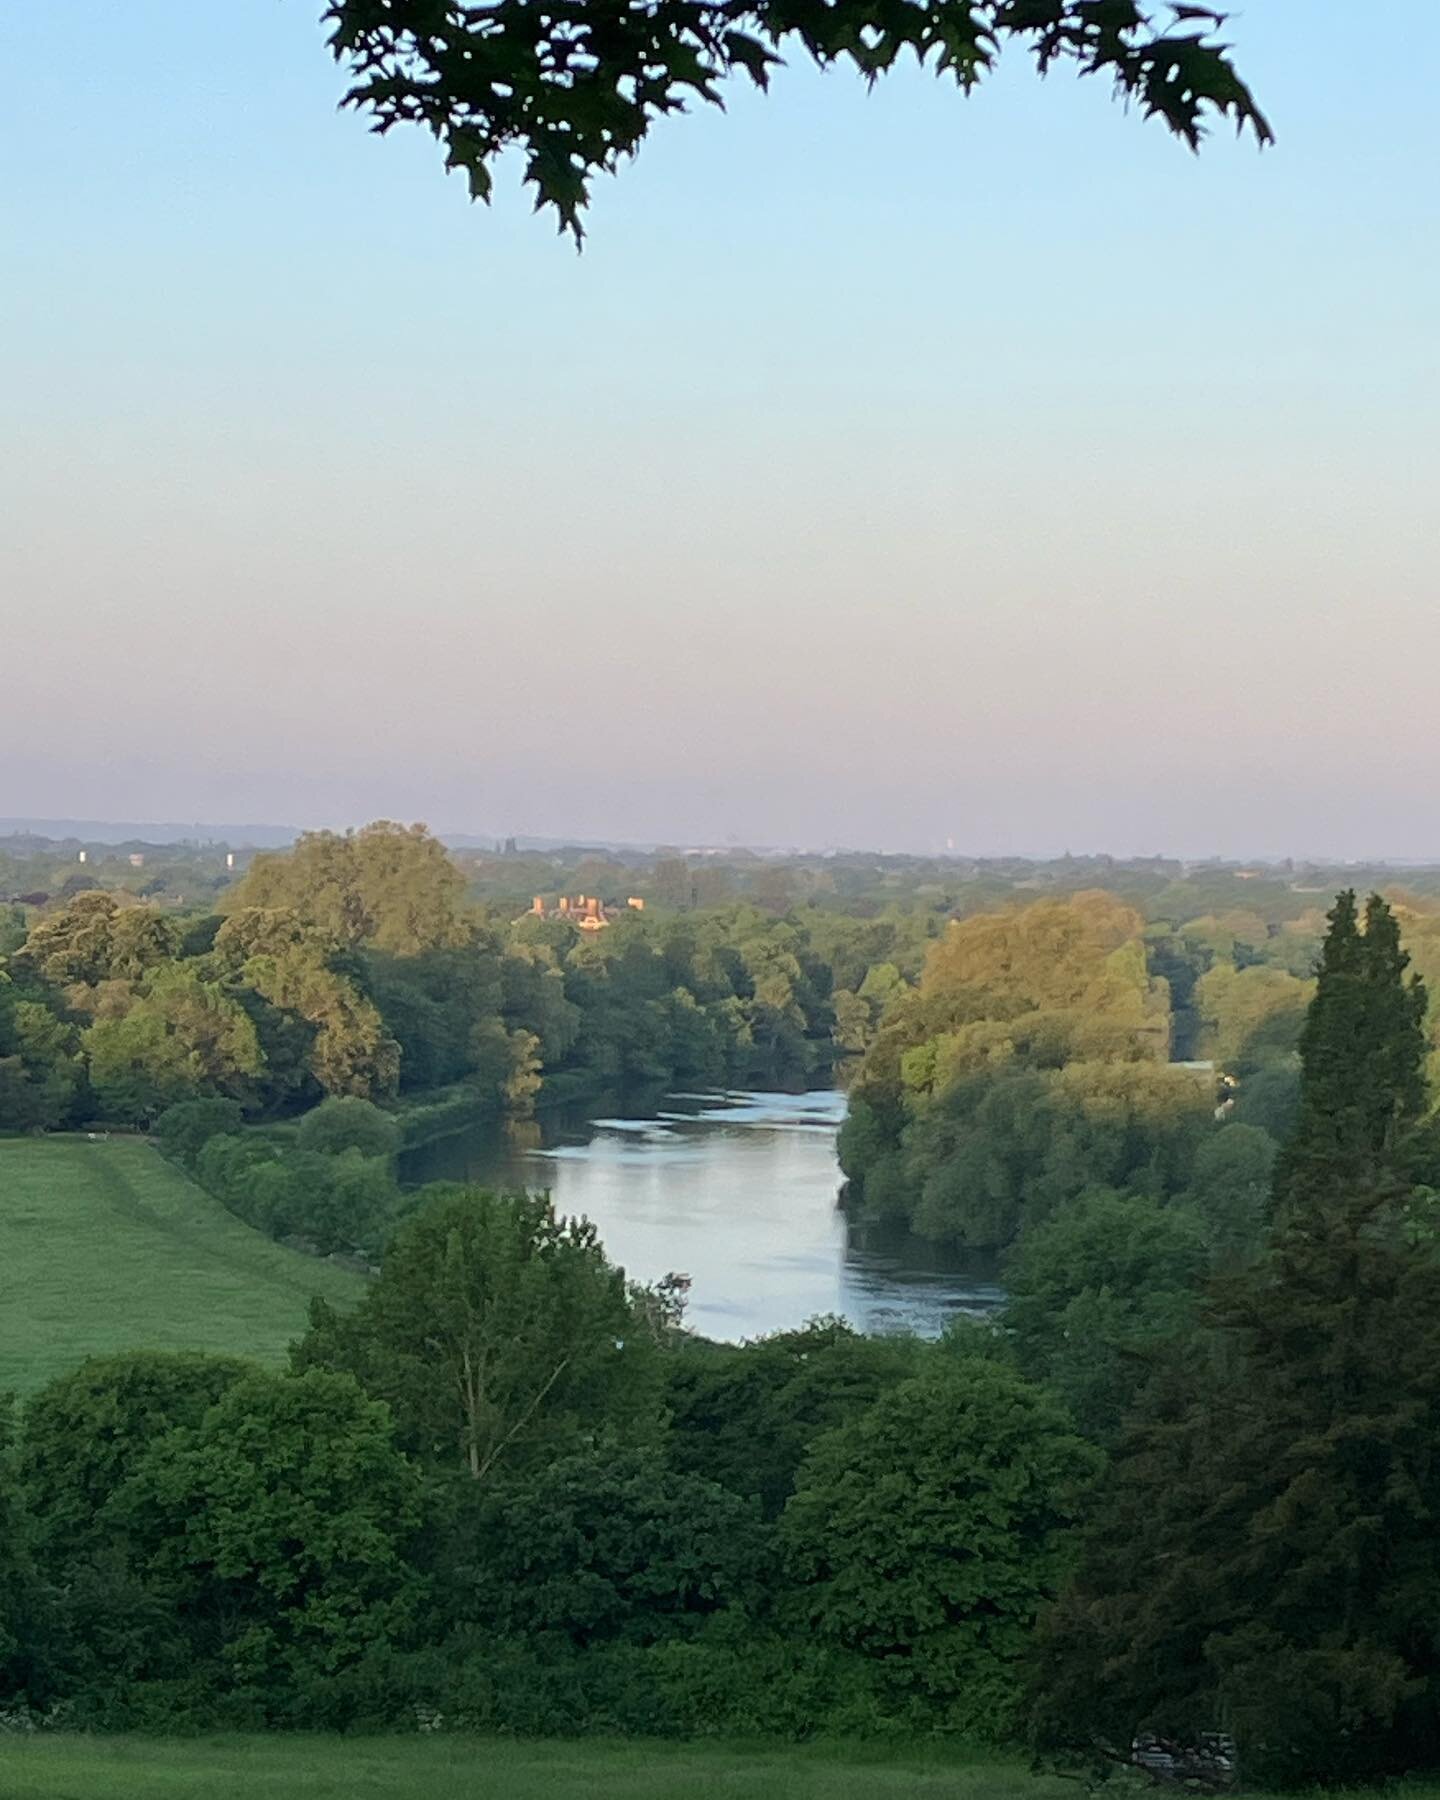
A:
1274;891;1427;1212
1036;893;1440;1789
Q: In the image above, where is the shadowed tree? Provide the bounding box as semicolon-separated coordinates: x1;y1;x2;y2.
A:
1273;891;1428;1211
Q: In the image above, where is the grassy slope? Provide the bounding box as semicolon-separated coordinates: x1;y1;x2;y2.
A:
0;1738;1079;1800
0;1136;362;1395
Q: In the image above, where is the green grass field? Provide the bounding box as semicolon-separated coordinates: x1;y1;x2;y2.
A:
4;1738;1437;1800
0;1136;363;1395
0;1737;1078;1799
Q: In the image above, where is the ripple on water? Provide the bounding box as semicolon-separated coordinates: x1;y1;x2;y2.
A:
401;1088;1002;1341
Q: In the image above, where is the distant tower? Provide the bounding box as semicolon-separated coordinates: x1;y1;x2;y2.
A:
225;852;236;870
532;895;545;915
77;849;87;864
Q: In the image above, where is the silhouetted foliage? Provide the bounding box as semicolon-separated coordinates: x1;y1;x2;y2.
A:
325;1;1270;240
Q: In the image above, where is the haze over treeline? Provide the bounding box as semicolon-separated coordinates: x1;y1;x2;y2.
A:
9;817;1440;866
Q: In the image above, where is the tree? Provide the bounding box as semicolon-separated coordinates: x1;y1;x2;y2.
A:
1179;1121;1277;1261
325;2;1269;241
13;892;180;990
84;1010;200;1123
213;908;399;1100
108;1368;424;1714
446;1447;770;1646
781;1359;1098;1736
139;967;266;1098
831;987;873;1055
1003;1188;1207;1441
0;982;80;1130
82;969;266;1124
1273;891;1428;1212
1230;1058;1301;1144
0;1409;43;1708
665;1319;924;1517
18;1353;251;1575
1192;963;1311;1073
229;823;470;957
654;859;697;910
0;906;25;956
364;940;507;1090
294;1186;650;1479
260;1148;400;1254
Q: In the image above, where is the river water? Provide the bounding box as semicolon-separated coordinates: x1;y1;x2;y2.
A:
399;1089;1004;1342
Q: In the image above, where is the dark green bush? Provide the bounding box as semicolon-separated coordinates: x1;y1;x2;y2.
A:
151;1098;245;1167
295;1094;401;1160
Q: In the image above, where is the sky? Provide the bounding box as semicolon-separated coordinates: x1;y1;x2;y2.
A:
2;3;1437;858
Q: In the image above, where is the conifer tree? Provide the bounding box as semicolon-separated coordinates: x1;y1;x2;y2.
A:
1036;893;1440;1789
1274;891;1427;1212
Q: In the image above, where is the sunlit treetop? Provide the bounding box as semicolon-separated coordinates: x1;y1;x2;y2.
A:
323;1;1272;241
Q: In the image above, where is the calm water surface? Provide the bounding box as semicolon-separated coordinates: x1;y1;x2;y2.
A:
400;1090;1003;1341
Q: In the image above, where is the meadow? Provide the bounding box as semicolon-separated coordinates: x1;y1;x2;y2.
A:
0;1136;362;1394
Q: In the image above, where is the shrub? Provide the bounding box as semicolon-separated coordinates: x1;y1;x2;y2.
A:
152;1099;245;1168
295;1095;400;1160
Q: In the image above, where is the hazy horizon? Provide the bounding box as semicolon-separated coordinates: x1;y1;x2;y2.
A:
10;812;1440;871
4;4;1437;860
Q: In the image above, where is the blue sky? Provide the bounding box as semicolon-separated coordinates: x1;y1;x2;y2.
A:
3;3;1437;854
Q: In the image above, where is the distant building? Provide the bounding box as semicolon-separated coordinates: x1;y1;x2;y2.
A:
128;853;144;868
527;894;645;931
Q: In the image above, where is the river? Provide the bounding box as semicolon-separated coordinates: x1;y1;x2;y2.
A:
399;1089;1004;1341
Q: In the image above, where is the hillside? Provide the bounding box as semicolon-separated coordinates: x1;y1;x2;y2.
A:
0;1136;362;1395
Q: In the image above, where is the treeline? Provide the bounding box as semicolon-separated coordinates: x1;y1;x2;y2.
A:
0;823;935;1138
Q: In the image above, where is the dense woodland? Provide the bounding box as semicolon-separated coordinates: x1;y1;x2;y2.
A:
1;892;1440;1783
10;824;1440;1264
0;822;907;1140
8;832;1440;1781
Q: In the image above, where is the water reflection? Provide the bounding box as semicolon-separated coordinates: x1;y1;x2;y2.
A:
399;1090;1004;1342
